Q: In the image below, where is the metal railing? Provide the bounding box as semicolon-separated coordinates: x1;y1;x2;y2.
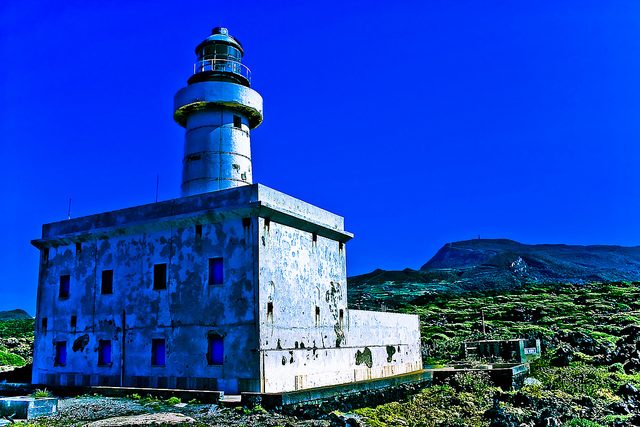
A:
193;58;251;83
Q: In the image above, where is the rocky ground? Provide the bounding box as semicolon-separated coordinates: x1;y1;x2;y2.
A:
8;395;342;426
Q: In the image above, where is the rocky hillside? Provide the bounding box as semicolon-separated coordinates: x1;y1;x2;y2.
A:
0;309;32;321
348;239;640;309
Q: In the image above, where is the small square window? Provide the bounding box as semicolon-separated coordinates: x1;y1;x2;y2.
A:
41;317;48;332
339;309;344;327
315;306;320;324
101;270;113;294
75;242;82;255
233;115;242;129
312;233;318;244
59;275;70;299
70;315;77;329
98;340;112;366
151;339;166;366
55;341;67;366
207;334;223;365
153;264;167;290
195;224;202;238
208;258;223;285
339;242;344;251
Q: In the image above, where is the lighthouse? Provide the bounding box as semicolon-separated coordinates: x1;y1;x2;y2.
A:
30;26;423;396
174;27;263;196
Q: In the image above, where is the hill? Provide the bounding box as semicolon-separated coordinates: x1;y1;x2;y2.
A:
0;309;32;321
348;239;640;309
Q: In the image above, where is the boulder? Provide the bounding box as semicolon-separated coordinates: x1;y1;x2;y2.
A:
84;413;195;426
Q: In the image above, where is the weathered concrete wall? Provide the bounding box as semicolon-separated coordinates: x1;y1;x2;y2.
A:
257;217;422;393
33;209;259;393
32;184;421;395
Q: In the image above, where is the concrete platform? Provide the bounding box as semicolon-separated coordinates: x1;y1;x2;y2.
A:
0;396;58;419
33;385;223;404
242;369;433;408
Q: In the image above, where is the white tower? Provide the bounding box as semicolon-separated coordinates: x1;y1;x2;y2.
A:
174;27;263;196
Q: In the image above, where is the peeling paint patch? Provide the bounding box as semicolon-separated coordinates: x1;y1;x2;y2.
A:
386;345;396;363
355;347;373;368
72;334;90;352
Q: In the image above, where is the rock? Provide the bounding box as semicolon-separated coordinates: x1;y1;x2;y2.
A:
523;377;542;387
609;401;632;415
563;331;602;355
624;359;640;374
618;383;640;400
576;395;595;408
620;325;640;338
85;413;195;426
550;347;574;367
484;403;520;427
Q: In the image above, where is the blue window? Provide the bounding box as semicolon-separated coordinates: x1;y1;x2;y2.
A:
59;275;70;299
208;258;223;285
151;339;166;366
55;341;67;366
98;340;112;366
207;334;223;365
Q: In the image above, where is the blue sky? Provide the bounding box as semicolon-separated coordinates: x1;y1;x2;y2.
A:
2;0;640;313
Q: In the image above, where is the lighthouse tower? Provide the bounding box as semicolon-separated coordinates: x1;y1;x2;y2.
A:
174;27;263;196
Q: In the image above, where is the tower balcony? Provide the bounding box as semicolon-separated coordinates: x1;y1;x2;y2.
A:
193;58;251;85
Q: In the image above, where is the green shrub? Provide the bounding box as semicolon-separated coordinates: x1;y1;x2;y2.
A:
165;396;181;405
445;371;493;395
536;365;615;397
32;389;51;398
565;419;605;427
0;350;26;366
0;319;34;339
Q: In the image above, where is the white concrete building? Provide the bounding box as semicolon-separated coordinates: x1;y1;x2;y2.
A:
31;27;422;394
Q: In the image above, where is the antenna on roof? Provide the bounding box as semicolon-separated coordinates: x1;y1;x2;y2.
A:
67;198;72;220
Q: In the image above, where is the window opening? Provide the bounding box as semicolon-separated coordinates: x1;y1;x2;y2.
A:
55;341;67;366
151;339;166;366
207;334;224;365
267;301;274;318
208;258;223;285
153;264;167;290
59;275;70;299
101;270;113;294
98;340;112;366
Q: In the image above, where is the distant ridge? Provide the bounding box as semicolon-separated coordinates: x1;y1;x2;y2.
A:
348;239;640;308
0;309;32;321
